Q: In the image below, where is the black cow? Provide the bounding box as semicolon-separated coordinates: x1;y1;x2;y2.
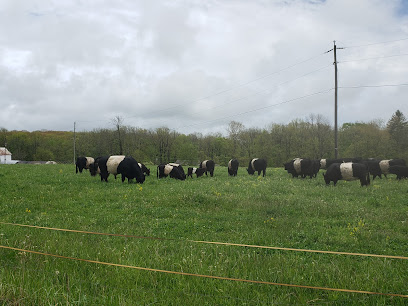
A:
247;158;267;177
323;162;370;186
388;165;408;180
138;163;151;176
228;159;239;176
90;155;145;183
284;158;316;178
157;163;186;180
76;156;94;173
187;167;206;178
199;160;215;177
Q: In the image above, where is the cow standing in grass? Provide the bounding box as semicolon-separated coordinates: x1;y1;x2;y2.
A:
157;163;186;180
284;158;316;178
90;155;145;183
323;162;370;186
365;159;406;180
228;159;239;176
76;156;94;173
199;160;215;177
187;167;206;178
247;158;267;177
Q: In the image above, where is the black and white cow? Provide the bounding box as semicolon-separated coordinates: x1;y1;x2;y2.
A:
320;157;363;170
187;167;206;178
247;158;267;177
199;160;215;177
323;162;370;186
284;158;316;178
76;156;94;173
388;165;408;180
228;159;239;176
157;163;186;180
91;155;145;183
138;163;151;176
364;159;406;180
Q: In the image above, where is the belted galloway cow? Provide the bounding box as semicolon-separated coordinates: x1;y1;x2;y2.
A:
247;158;267;177
323;162;370;186
76;156;94;173
228;159;239;176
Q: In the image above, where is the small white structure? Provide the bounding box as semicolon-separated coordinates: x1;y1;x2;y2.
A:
0;147;18;164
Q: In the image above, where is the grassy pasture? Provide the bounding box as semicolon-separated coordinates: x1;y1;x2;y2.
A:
0;164;407;305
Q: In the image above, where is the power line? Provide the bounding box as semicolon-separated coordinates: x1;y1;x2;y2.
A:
339;53;408;63
176;88;334;131
343;37;408;49
339;83;408;89
144;64;332;129
122;52;329;121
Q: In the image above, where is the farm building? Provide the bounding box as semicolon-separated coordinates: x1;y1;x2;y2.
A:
0;147;18;164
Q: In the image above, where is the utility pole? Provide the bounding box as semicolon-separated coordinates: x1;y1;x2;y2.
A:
326;41;344;159
73;121;76;166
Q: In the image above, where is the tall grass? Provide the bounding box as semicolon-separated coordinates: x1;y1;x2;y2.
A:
0;164;407;304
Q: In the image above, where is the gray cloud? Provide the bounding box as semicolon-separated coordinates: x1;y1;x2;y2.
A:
0;0;407;134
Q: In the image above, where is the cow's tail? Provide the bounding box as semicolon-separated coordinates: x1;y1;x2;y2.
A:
156;166;159;179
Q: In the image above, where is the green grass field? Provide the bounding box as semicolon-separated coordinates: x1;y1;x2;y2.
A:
0;164;407;305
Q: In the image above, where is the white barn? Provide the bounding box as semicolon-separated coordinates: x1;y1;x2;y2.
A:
0;147;13;164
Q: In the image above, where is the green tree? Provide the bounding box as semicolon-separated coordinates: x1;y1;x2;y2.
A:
387;110;408;156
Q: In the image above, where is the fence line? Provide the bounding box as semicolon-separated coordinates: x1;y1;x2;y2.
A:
1;221;407;260
1;245;407;298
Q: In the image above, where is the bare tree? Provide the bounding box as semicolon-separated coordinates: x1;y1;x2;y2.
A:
111;116;124;155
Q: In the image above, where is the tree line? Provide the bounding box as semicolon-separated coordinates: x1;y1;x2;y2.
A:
1;111;407;167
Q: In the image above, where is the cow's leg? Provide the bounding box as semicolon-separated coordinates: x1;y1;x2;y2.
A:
121;174;126;183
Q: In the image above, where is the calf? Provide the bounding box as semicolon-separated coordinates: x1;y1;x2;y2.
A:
199;160;215;177
228;159;239;176
323;162;370;186
388;165;408;180
247;158;267;177
187;167;206;178
138;163;151;176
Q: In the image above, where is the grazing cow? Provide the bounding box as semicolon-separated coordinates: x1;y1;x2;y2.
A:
157;163;186;180
228;159;239;176
388;165;408;180
91;155;145;183
187;167;206;178
199;160;215;177
284;158;315;178
76;156;95;173
247;158;267;177
323;162;370;186
365;159;406;180
138;163;151;176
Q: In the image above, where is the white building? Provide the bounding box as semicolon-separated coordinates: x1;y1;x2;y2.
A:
0;147;13;164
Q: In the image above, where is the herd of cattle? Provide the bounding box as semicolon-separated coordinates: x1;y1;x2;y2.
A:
75;155;408;186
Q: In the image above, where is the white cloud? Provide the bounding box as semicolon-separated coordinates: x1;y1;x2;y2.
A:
0;0;407;133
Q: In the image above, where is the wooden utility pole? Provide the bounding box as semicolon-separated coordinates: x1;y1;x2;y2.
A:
326;41;343;159
334;41;338;159
73;121;76;166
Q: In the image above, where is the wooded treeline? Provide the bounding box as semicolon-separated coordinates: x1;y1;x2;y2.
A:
1;111;407;167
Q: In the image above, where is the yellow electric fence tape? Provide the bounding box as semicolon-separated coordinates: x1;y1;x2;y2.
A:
0;245;407;298
1;222;407;260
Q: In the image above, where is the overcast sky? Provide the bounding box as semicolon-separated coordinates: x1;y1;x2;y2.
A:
1;0;407;135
